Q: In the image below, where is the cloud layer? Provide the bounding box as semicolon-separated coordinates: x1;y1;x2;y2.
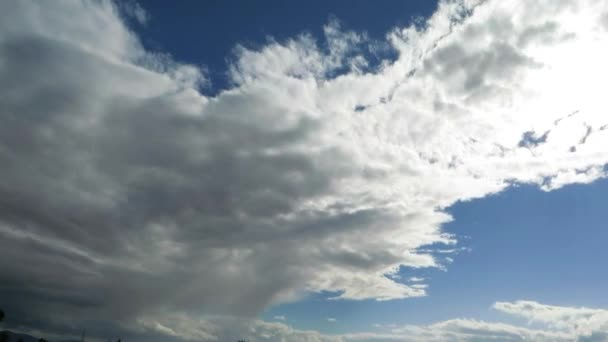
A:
1;0;608;340
129;300;608;342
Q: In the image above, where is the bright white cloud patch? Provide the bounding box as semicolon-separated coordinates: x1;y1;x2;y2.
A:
1;0;608;340
494;300;608;339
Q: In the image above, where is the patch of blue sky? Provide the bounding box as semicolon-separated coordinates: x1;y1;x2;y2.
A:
130;0;438;95
263;178;608;333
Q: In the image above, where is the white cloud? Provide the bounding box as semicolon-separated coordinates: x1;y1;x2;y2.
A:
119;1;149;25
494;300;608;338
1;0;608;340
328;318;337;323
273;315;287;321
408;277;425;282
126;300;608;342
136;315;342;342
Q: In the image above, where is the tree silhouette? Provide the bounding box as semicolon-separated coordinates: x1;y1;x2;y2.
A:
0;309;5;342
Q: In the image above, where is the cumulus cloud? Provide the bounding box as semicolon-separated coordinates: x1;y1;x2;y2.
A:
494;300;608;339
1;0;608;340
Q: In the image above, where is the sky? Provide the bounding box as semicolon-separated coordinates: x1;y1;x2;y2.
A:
1;1;608;341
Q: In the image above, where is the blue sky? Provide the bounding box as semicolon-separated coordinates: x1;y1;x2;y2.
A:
263;178;608;334
2;1;608;341
133;0;437;92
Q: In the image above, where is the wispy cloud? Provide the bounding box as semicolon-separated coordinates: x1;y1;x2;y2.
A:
409;277;425;282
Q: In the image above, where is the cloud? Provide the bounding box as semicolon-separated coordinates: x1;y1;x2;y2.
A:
364;318;572;342
328;318;337;323
119;1;149;25
273;315;287;321
494;300;608;338
1;0;608;340
70;300;607;342
135;315;342;342
408;277;425;282
342;301;608;342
